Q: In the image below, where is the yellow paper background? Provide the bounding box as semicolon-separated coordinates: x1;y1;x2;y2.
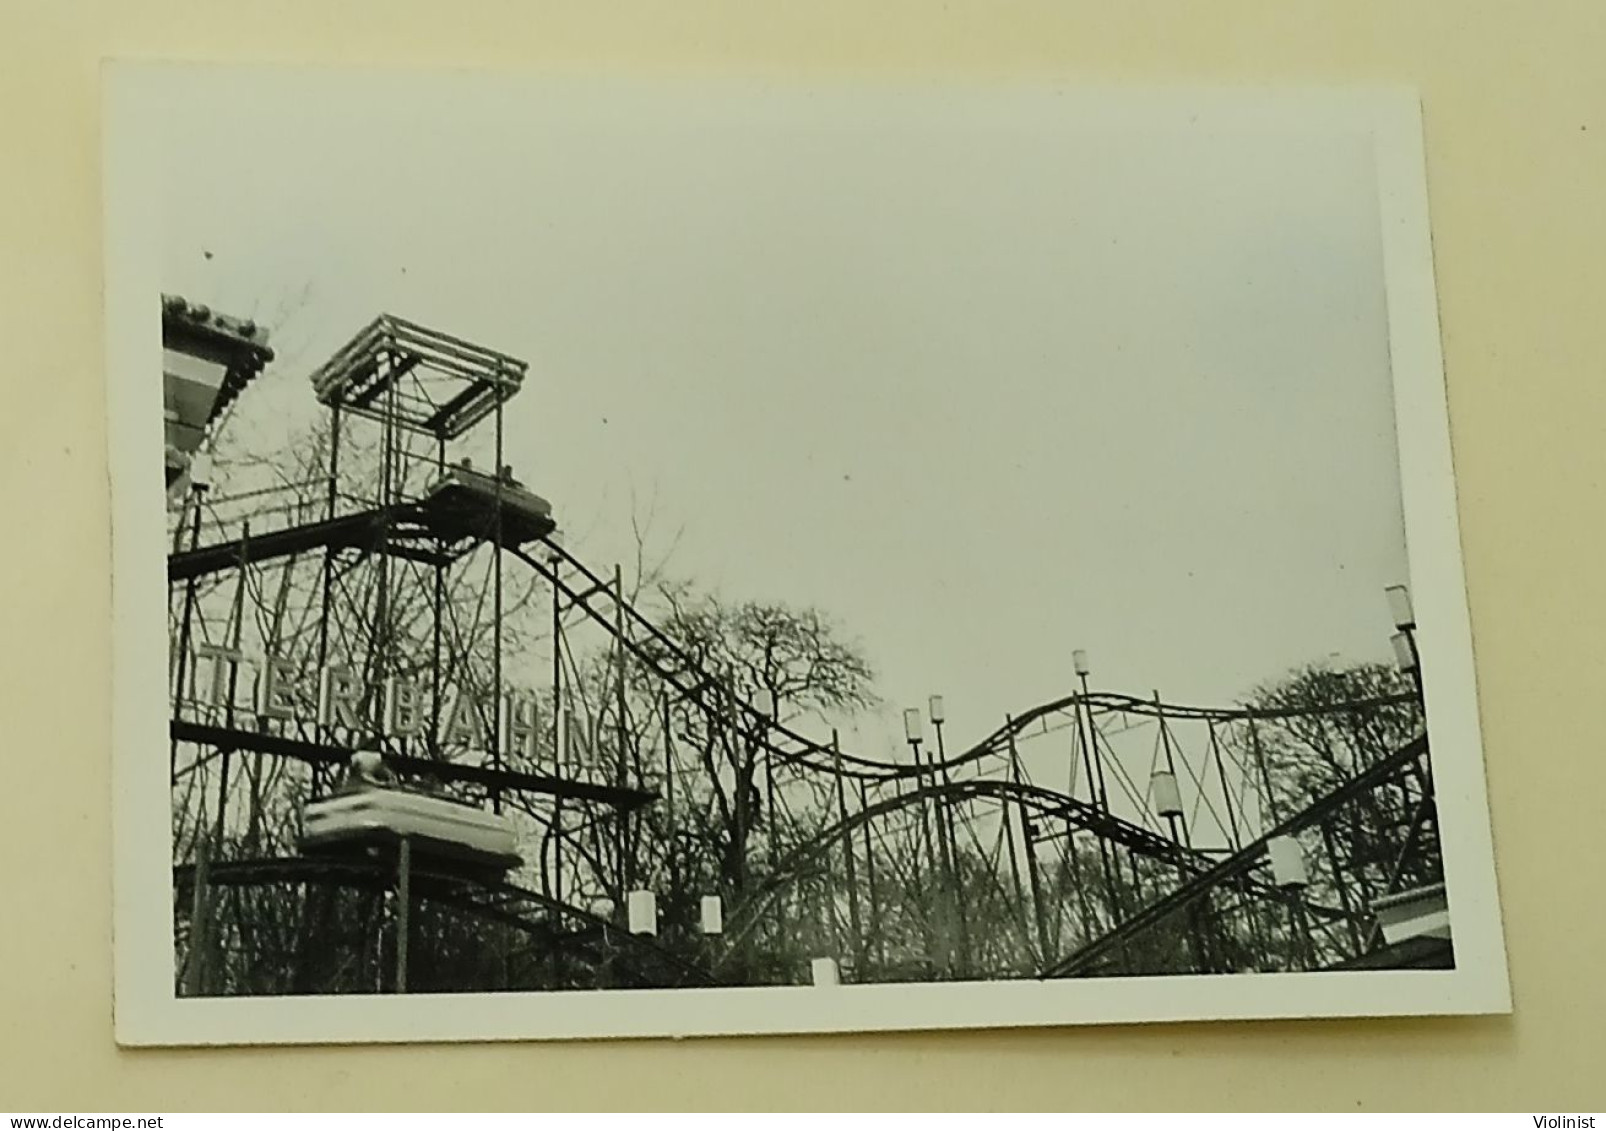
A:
2;0;1601;1110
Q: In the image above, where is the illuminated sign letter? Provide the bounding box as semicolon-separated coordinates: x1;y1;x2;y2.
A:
318;665;366;731
564;708;590;767
257;655;303;720
195;643;243;709
504;693;539;763
384;678;426;738
442;686;486;747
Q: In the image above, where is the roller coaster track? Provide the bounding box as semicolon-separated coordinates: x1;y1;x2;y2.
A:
1041;733;1430;978
170;718;657;809
753;774;1357;927
170;500;1418;866
175;856;717;988
168;504;423;582
171;487;1436;986
518;539;1417;778
510;541;1272;873
169;497;1411;785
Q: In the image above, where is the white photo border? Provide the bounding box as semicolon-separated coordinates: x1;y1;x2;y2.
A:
105;64;1511;1046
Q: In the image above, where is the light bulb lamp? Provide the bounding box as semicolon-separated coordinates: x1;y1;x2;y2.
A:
1386;585;1424;702
1071;649;1110;811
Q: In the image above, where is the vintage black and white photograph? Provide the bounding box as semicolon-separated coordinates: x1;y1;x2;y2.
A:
105;66;1508;1044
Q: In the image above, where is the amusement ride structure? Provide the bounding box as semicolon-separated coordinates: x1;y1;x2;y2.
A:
163;296;1452;996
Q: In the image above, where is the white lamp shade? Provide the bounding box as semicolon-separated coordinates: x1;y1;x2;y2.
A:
699;894;724;935
1385;584;1415;630
1072;649;1090;677
903;708;924;743
752;689;776;718
188;452;214;489
1149;770;1184;818
1391;631;1418;672
811;957;841;987
627;890;658;936
1267;835;1308;889
928;694;946;724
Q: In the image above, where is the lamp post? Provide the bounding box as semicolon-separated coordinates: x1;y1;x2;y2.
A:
1385;583;1436;853
902;705;926;784
1068;650;1128;946
903;707;928;825
1071;649;1110;810
1386;583;1423;701
903;706;939;974
928;694;970;977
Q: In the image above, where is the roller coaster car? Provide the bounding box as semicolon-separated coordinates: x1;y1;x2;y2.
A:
299;752;522;876
421;461;556;547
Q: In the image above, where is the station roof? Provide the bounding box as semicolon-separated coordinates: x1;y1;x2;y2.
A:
161;293;276;430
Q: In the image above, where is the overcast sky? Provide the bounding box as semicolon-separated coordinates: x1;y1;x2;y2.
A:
156;71;1410;768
